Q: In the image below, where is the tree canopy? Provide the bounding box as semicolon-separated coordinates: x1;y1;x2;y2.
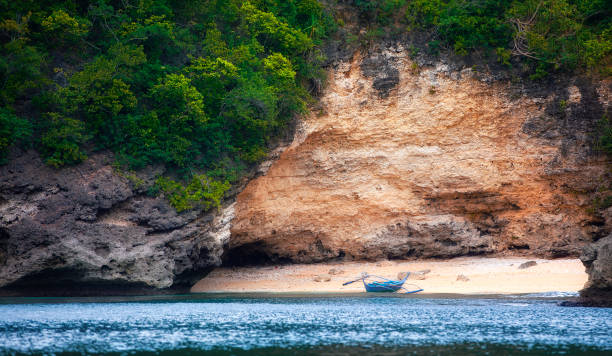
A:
0;0;610;211
0;0;334;210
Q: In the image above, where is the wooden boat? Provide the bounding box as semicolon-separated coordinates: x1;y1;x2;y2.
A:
343;273;423;294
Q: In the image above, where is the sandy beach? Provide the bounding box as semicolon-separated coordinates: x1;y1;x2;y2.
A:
191;257;587;295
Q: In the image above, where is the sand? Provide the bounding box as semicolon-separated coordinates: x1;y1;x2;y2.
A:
191;257;587;295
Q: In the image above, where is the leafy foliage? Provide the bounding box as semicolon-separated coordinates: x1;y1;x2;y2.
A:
351;0;610;76
405;0;611;75
0;108;31;164
0;0;334;211
507;0;611;76
41;9;90;45
156;175;230;212
0;0;610;211
39;112;87;168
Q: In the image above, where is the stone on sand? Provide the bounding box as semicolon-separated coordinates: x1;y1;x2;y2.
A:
328;268;344;275
518;261;538;269
456;274;470;282
313;275;331;282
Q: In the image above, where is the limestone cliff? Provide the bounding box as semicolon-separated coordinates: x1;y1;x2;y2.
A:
228;45;611;264
0;151;235;295
1;43;610;297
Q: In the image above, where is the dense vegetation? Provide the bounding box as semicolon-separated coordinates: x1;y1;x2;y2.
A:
0;0;334;210
354;0;610;77
0;0;610;212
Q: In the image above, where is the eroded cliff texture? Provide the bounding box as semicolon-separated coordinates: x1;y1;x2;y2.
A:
580;232;612;305
229;46;611;264
0;151;234;295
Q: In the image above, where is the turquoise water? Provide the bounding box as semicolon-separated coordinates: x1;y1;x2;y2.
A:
0;294;610;355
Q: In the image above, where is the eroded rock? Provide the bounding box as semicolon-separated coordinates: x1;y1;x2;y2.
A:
229;46;610;264
360;51;400;98
579;234;612;305
0;151;233;295
518;261;538;269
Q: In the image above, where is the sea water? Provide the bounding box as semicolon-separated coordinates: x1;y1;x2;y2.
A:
0;294;610;355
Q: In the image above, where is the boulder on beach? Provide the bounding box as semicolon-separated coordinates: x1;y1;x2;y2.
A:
313;275;331;282
412;270;431;280
456;274;470;282
518;261;538;269
328;268;344;275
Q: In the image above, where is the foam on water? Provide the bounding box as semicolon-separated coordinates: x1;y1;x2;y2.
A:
521;291;580;298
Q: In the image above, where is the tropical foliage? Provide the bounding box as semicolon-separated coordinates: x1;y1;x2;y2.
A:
0;0;334;211
0;0;610;211
355;0;611;76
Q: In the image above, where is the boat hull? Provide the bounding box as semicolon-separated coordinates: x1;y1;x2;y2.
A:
363;280;404;292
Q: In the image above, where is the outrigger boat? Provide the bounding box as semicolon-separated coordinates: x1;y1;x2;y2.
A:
342;272;423;294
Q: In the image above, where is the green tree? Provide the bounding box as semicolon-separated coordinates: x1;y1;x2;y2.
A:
40;113;87;167
41;9;90;46
239;2;313;55
147;73;208;167
0;109;32;164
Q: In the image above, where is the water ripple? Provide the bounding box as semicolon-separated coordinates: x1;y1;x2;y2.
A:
0;297;610;354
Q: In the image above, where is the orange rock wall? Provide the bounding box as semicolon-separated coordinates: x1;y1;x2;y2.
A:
229;47;610;263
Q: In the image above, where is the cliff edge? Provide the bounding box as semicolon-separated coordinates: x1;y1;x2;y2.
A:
579;233;612;306
0;151;234;295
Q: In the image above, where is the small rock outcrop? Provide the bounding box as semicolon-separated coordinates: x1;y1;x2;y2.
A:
456;274;470;282
579;234;612;305
360;52;400;98
518;261;538;269
313;275;331;282
410;270;430;280
328;268;344;275
0;151;234;295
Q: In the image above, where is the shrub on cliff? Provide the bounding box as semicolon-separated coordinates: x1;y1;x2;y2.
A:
156;175;230;212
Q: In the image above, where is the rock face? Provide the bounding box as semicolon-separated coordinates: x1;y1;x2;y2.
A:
0;151;234;295
228;45;610;264
580;234;612;304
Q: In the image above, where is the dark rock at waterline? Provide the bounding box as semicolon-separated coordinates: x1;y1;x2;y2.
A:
579;234;612;305
0;150;232;296
559;299;612;308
